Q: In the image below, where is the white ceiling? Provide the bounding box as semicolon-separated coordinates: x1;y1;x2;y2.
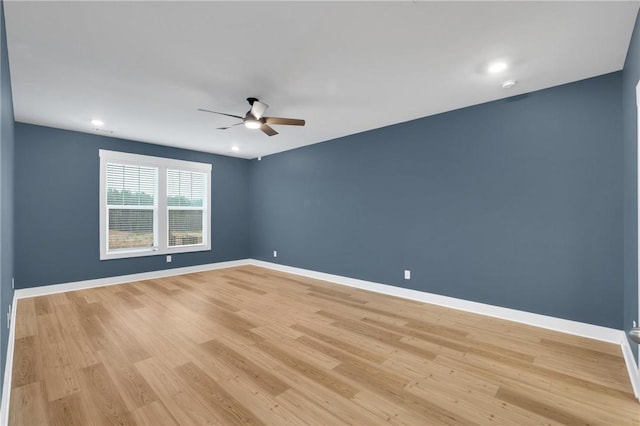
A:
4;1;639;160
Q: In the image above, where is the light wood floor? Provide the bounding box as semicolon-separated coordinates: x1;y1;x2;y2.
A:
8;266;639;425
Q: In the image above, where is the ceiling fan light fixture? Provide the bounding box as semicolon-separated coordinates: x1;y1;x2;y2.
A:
244;120;261;130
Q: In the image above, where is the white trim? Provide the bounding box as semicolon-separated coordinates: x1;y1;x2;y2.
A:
0;291;18;426
14;259;251;299
622;335;640;400
99;149;212;172
1;259;252;425
99;149;212;261
251;260;640;395
8;261;631;343
249;260;623;344
252;260;640;397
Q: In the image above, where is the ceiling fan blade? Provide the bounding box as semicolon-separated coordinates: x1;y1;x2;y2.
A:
260;124;279;136
197;108;244;120
217;122;244;130
264;117;305;126
250;100;268;119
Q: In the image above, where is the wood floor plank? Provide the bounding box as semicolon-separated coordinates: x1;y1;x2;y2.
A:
175;361;265;425
131;400;179;426
100;320;152;364
275;389;347;425
9;265;638;425
47;292;71;306
47;392;88;426
53;304;100;369
249;323;305;342
364;316;472;353
435;352;554;393
36;312;81;401
9;382;50;426
495;385;600;425
351;388;444;426
540;337;628;362
79;363;136;426
77;311;113;353
211;370;305;426
33;296;53;316
135;356;228;425
199;338;290;396
212;335;390;425
223;278;269;295
96;345;159;411
12;335;41;388
254;339;359;399
14;298;38;338
534;354;630;393
549;379;640;417
297;334;411;386
406;379;558;426
292;323;388;364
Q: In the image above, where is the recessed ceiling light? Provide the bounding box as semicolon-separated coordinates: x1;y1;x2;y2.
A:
91;119;104;126
487;61;508;74
501;80;517;89
231;146;240;152
244;120;261;130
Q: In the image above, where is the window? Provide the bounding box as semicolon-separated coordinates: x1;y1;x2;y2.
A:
106;163;158;251
167;170;206;247
100;150;211;260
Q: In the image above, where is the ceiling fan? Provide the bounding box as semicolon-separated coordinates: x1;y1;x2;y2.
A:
198;97;305;137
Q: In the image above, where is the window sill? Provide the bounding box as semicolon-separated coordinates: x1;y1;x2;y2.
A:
100;244;211;261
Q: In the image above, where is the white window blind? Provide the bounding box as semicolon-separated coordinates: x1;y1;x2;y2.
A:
99;150;211;260
106;163;158;251
167;170;206;247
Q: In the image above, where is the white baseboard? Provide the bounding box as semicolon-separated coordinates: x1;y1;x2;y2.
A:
249;260;623;344
2;257;638;423
1;291;18;426
13;259;252;300
621;335;640;400
0;258;253;426
252;260;640;400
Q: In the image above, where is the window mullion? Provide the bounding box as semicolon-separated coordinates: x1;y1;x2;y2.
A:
157;165;168;252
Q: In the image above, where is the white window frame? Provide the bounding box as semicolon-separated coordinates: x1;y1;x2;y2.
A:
100;149;212;260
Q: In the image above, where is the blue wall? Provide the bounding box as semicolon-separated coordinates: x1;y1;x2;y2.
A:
251;73;623;329
623;10;640;359
0;0;14;400
14;124;251;288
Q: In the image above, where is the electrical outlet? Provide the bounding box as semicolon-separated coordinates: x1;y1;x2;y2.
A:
404;270;411;280
634;320;637;328
166;255;172;263
273;250;278;258
12;277;14;289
